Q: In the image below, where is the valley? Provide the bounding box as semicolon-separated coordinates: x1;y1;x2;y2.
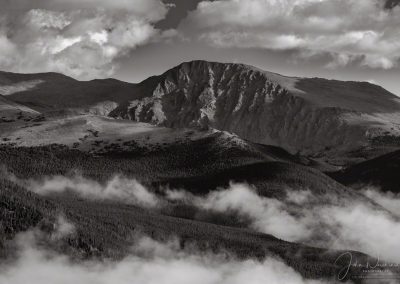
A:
1;60;400;283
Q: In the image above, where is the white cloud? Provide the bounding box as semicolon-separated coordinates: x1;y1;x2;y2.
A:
0;233;325;284
0;34;17;67
51;215;76;240
0;0;172;79
181;0;400;69
28;175;160;208
362;187;400;217
49;36;82;54
16;170;400;264
89;30;108;45
27;9;71;30
168;183;400;263
192;184;312;242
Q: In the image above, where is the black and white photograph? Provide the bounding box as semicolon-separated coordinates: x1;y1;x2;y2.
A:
1;0;400;283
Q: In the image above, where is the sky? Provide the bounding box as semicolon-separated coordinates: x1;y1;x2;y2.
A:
1;0;400;95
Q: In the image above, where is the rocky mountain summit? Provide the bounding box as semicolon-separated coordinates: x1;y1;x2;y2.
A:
110;61;400;160
2;60;400;164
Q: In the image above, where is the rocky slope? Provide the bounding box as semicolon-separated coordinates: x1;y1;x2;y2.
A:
110;60;400;163
3;61;400;164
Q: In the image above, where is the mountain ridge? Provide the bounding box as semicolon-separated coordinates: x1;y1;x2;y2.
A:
0;70;137;112
2;60;400;164
109;60;400;162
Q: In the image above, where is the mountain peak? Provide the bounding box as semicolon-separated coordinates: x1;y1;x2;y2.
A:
157;60;303;96
110;60;400;160
2;61;400;163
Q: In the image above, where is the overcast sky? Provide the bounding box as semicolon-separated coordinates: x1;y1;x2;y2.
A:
1;0;400;95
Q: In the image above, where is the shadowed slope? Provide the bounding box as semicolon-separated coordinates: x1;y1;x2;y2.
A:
331;149;400;193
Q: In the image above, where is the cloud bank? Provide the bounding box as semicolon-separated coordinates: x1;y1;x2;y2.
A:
28;175;160;208
21;173;400;264
0;232;325;284
0;0;171;79
361;186;400;217
168;183;400;263
181;0;400;69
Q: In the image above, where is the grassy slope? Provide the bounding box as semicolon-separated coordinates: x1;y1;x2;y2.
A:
0;129;312;181
295;78;399;113
155;161;370;205
0;71;137;111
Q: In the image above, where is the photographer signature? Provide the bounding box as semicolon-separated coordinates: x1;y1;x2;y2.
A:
335;252;400;280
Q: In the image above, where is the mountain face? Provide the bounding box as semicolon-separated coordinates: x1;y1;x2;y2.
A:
2;60;400;164
110;61;400;161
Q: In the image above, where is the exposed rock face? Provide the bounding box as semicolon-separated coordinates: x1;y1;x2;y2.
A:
110;61;400;157
112;61;298;128
3;60;399;160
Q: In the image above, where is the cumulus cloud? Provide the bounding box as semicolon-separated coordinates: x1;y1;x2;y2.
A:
180;0;400;69
0;232;325;284
28;175;160;208
0;0;172;79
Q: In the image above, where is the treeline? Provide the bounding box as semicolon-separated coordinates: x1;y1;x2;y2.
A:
370;134;400;146
0;177;57;246
0;143;370;280
0;136;265;183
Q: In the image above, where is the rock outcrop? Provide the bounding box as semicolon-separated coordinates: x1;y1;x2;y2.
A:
110;61;400;158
